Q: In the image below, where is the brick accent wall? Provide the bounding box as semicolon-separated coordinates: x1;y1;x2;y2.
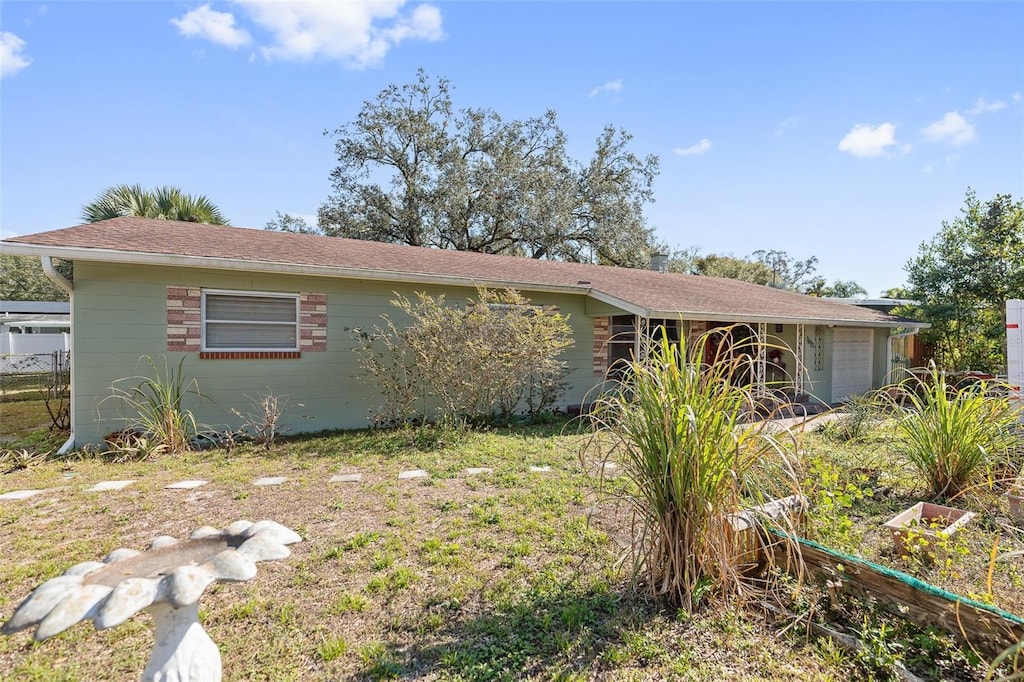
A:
593;316;610;378
300;292;328;352
166;288;328;355
167;286;201;352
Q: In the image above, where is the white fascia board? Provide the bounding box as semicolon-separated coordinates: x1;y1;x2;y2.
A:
586;289;648;317
645;309;930;329
0;243;586;298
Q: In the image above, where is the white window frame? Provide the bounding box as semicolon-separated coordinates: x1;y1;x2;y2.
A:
201;289;301;352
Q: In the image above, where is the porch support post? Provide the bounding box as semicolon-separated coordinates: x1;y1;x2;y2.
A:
795;323;806;397
756;322;768;398
634;315;648;362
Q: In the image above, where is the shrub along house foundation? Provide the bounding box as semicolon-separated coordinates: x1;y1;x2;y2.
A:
1;217;925;449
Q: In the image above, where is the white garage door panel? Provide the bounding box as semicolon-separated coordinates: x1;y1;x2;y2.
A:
832;329;873;403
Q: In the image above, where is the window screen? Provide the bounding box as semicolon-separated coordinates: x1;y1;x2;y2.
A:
203;292;299;350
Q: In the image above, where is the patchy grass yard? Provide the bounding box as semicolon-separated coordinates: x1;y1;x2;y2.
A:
2;417;1022;680
1;425;841;681
0;399;68;453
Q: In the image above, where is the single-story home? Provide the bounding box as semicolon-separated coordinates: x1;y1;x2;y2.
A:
0;217;925;449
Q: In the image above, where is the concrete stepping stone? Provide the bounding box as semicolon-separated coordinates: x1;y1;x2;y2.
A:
165;480;208;490
87;480;136;492
529;465;551;473
398;469;429;480
329;473;363;483
253;476;288;486
0;489;44;501
465;467;493;475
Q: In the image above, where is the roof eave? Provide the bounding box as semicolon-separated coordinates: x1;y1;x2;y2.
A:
0;242;588;298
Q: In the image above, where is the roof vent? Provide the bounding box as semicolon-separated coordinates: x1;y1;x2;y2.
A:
577;280;591;286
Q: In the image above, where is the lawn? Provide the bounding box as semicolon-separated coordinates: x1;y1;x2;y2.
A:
1;423;841;681
1;410;1022;680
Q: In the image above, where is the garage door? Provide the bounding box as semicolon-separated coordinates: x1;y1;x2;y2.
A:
831;329;873;403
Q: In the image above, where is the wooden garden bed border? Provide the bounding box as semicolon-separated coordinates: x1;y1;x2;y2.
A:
766;531;1024;660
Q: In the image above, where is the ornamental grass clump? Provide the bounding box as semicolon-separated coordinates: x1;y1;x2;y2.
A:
103;355;206;456
590;328;802;611
876;363;1023;501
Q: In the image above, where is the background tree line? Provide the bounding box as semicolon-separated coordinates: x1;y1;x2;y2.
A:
6;73;1021;375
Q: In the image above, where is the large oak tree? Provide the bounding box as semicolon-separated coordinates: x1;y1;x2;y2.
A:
313;71;660;268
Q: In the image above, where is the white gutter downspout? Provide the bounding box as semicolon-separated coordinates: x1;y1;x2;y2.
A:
40;256;74;455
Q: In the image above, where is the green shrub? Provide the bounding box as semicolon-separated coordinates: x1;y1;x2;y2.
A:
876;362;1023;500
354;287;573;427
588;328;802;610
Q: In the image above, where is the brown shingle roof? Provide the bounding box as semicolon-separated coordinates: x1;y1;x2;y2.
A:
3;217;916;326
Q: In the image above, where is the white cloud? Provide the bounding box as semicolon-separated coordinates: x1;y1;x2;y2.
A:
837;123;898;158
922;111;976;146
588;79;622;98
234;0;443;67
1013;92;1022;103
673;138;712;156
0;32;31;79
966;97;1006;115
921;164;933;174
773;116;800;137
172;5;250;48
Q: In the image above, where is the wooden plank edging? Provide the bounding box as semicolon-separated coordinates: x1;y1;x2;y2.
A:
768;532;1024;660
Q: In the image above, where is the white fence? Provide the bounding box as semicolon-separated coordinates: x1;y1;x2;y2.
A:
0;332;69;357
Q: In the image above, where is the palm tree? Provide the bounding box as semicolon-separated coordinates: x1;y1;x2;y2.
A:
82;184;229;225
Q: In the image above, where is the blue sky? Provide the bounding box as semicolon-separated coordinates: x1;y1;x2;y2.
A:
2;1;1022;297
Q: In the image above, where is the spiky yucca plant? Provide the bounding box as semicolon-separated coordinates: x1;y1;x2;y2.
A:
590;327;802;610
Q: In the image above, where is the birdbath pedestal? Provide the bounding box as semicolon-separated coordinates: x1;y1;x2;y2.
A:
2;519;302;682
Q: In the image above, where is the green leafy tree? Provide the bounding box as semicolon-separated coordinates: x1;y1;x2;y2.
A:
881;287;912;299
901;189;1024;372
668;248;776;284
82;184;229;224
751;249;819;291
667;247;833;294
804;278;867;298
317;70;660;267
264;212;317;234
0;255;71;301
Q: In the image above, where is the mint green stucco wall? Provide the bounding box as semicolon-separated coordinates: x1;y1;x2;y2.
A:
70;262;597;446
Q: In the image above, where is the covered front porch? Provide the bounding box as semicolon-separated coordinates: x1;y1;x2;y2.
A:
591;313;891;411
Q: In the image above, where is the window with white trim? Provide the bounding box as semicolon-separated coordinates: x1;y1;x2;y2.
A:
201;290;300;351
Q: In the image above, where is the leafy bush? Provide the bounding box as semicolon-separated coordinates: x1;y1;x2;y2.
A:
588;328;802;610
802;452;872;554
876;363;1023;500
102;355;206;456
354;288;573;427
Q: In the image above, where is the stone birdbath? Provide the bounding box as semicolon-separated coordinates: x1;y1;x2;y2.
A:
2;519;301;682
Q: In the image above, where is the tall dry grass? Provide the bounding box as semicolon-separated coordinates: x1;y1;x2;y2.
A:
589;328;803;610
